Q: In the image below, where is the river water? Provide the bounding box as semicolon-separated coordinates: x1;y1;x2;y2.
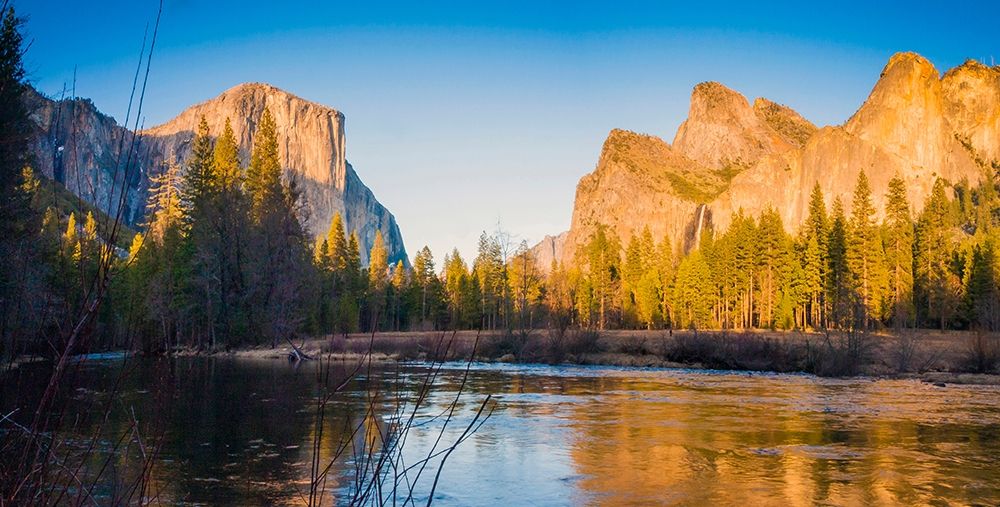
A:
3;356;999;505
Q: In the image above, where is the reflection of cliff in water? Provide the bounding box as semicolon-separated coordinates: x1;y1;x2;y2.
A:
566;372;998;505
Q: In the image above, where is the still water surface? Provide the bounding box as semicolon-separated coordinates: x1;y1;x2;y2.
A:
4;356;1000;505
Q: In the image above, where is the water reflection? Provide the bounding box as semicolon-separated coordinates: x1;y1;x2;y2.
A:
3;359;998;505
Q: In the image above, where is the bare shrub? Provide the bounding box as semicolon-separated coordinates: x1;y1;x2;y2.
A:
565;329;602;356
614;334;650;355
665;331;720;364
807;329;874;377
963;332;1000;373
725;333;803;372
481;329;530;360
889;330;919;373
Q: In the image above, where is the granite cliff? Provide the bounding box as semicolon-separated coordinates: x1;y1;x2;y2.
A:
554;52;998;265
27;83;406;265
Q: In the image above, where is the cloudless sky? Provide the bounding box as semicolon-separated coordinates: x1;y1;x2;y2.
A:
18;0;1000;263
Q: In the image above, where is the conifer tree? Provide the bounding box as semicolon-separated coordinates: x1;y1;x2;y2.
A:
756;207;787;328
729;212;758;328
584;224;621;330
213;119;242;188
442;248;469;328
915;179;960;328
804;183;829;327
846;171;888;328
0;6;32;244
883;175;915;327
246;108;282;221
334;232;363;334
209;118;250;343
474;232;503;329
672;249;713;328
827;198;852;328
963;240;999;331
799;233;823;328
328;213;348;271
390;260;407;330
180;117;215;228
369;232;389;286
655;237;675;327
412;246;436;324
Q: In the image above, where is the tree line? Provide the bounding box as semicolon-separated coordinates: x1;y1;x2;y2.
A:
560;170;999;333
400;170;1000;335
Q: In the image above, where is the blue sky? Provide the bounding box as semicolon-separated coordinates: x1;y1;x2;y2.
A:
18;0;1000;263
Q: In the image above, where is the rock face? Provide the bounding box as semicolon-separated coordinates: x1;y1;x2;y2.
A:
531;232;568;273
26;88;146;225
27;83;407;265
558;52;997;265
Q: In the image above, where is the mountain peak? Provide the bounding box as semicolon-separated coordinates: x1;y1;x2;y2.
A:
673;81;794;170
845;51;944;144
137;85;405;264
883;51;938;78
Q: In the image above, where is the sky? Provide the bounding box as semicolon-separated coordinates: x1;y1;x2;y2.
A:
17;0;1000;263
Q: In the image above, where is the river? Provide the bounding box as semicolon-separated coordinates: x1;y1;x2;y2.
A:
3;356;999;505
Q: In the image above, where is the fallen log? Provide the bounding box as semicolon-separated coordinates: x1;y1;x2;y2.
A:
285;337;315;361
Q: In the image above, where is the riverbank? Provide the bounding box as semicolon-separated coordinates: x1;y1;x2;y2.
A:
169;328;1000;385
8;329;997;384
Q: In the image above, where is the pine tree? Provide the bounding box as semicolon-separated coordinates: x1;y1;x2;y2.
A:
64;212;79;261
846;171;888;328
180;117;215;229
369;232;389;288
412;246;436;325
583;224;621;330
827;198;852;328
209;118;250;344
442;248;469;328
915;179;960;328
756;207;787;328
655;236;674;327
799;233;822;328
672;249;713;329
246;108;282;221
474;232;503;329
213;118;242;188
327;212;348;272
883;175;915;327
0;6;31;242
0;6;38;356
804;183;829;327
623;234;644;326
963;240;999;331
728;212;758;328
390;260;407;331
335;232;363;334
146;161;184;243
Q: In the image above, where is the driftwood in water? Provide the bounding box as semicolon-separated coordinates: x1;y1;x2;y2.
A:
285;337;315;361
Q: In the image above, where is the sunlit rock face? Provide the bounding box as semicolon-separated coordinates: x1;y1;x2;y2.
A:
558;52;996;264
27;83;407;265
672;81;808;171
531;231;568;273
